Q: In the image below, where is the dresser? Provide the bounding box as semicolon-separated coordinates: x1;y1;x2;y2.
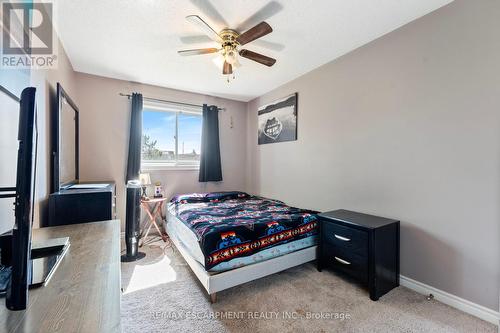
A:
0;220;121;332
317;209;400;301
48;182;116;226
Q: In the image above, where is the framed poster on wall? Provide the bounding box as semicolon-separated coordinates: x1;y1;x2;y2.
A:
258;93;297;145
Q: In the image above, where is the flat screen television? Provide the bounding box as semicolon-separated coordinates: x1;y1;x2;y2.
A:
0;86;69;311
0;87;37;310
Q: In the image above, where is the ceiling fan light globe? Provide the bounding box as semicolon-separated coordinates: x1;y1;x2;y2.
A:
225;50;237;65
213;54;225;69
233;58;241;68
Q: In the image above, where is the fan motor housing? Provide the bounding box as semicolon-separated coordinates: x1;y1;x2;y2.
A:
219;29;239;48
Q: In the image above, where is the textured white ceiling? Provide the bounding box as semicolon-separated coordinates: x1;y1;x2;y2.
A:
56;0;453;101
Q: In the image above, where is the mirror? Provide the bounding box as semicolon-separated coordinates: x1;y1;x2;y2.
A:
52;83;79;191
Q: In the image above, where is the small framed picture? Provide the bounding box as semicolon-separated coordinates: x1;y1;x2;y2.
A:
258;93;297;145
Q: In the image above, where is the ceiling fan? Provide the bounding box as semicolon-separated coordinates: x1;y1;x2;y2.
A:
178;15;276;80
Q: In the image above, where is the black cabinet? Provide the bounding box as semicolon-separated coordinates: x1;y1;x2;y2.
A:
317;209;400;301
48;182;116;226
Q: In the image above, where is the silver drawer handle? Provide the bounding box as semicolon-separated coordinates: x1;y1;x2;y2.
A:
334;256;351;265
334;234;350;242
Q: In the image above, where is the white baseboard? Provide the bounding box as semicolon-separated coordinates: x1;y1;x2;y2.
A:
400;275;499;326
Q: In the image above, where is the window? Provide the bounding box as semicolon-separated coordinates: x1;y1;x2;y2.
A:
141;101;202;170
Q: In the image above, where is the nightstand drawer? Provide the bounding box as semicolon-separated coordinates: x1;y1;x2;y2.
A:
322;221;368;256
322;244;368;283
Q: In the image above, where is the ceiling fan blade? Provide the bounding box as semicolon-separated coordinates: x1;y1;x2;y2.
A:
237;22;272;45
236;1;283;32
252;40;285;51
186;15;222;43
178;48;219;56
239;49;276;67
189;0;228;28
179;35;212;44
223;61;232;75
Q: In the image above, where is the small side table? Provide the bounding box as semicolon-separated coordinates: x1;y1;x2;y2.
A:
140;197;168;246
317;209;400;301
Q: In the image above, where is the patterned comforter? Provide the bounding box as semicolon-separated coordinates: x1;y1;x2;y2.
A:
168;191;318;271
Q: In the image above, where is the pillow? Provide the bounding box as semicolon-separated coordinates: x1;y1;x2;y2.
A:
170;191;249;204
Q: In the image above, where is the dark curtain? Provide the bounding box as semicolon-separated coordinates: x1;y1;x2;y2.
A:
199;104;222;182
125;93;143;183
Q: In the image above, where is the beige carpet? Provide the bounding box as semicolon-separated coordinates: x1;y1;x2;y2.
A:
121;237;495;333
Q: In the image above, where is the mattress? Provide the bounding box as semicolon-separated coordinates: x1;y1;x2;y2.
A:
166;211;318;273
168;192;319;271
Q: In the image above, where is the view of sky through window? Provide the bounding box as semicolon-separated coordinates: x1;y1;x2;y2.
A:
142;108;202;163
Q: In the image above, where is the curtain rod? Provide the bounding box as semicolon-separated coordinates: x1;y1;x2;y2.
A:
118;93;224;111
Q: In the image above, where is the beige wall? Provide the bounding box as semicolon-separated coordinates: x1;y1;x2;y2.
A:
0;71;30;234
0;3;78;229
246;0;500;310
75;73;247;226
30;38;79;228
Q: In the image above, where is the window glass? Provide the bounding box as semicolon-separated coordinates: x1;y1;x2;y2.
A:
177;112;202;163
141;104;202;169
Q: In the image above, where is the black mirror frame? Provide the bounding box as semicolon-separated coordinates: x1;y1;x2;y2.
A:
52;83;79;192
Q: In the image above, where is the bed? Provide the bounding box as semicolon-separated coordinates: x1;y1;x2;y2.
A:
165;191;318;302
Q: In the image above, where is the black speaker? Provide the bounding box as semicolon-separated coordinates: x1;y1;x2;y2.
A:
121;181;145;262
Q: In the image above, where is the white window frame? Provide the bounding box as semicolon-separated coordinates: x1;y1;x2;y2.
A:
141;100;202;171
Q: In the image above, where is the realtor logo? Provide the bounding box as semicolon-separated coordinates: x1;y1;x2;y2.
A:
1;1;57;68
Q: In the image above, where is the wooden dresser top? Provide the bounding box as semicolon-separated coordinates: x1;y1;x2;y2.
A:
0;220;121;333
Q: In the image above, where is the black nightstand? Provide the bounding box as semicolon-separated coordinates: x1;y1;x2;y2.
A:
317;209;400;301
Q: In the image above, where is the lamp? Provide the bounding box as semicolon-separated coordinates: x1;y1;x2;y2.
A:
213;53;225;69
139;173;151;200
214;46;241;67
224;49;237;65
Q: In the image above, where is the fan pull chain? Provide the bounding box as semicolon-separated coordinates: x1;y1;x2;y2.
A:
225;72;236;83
